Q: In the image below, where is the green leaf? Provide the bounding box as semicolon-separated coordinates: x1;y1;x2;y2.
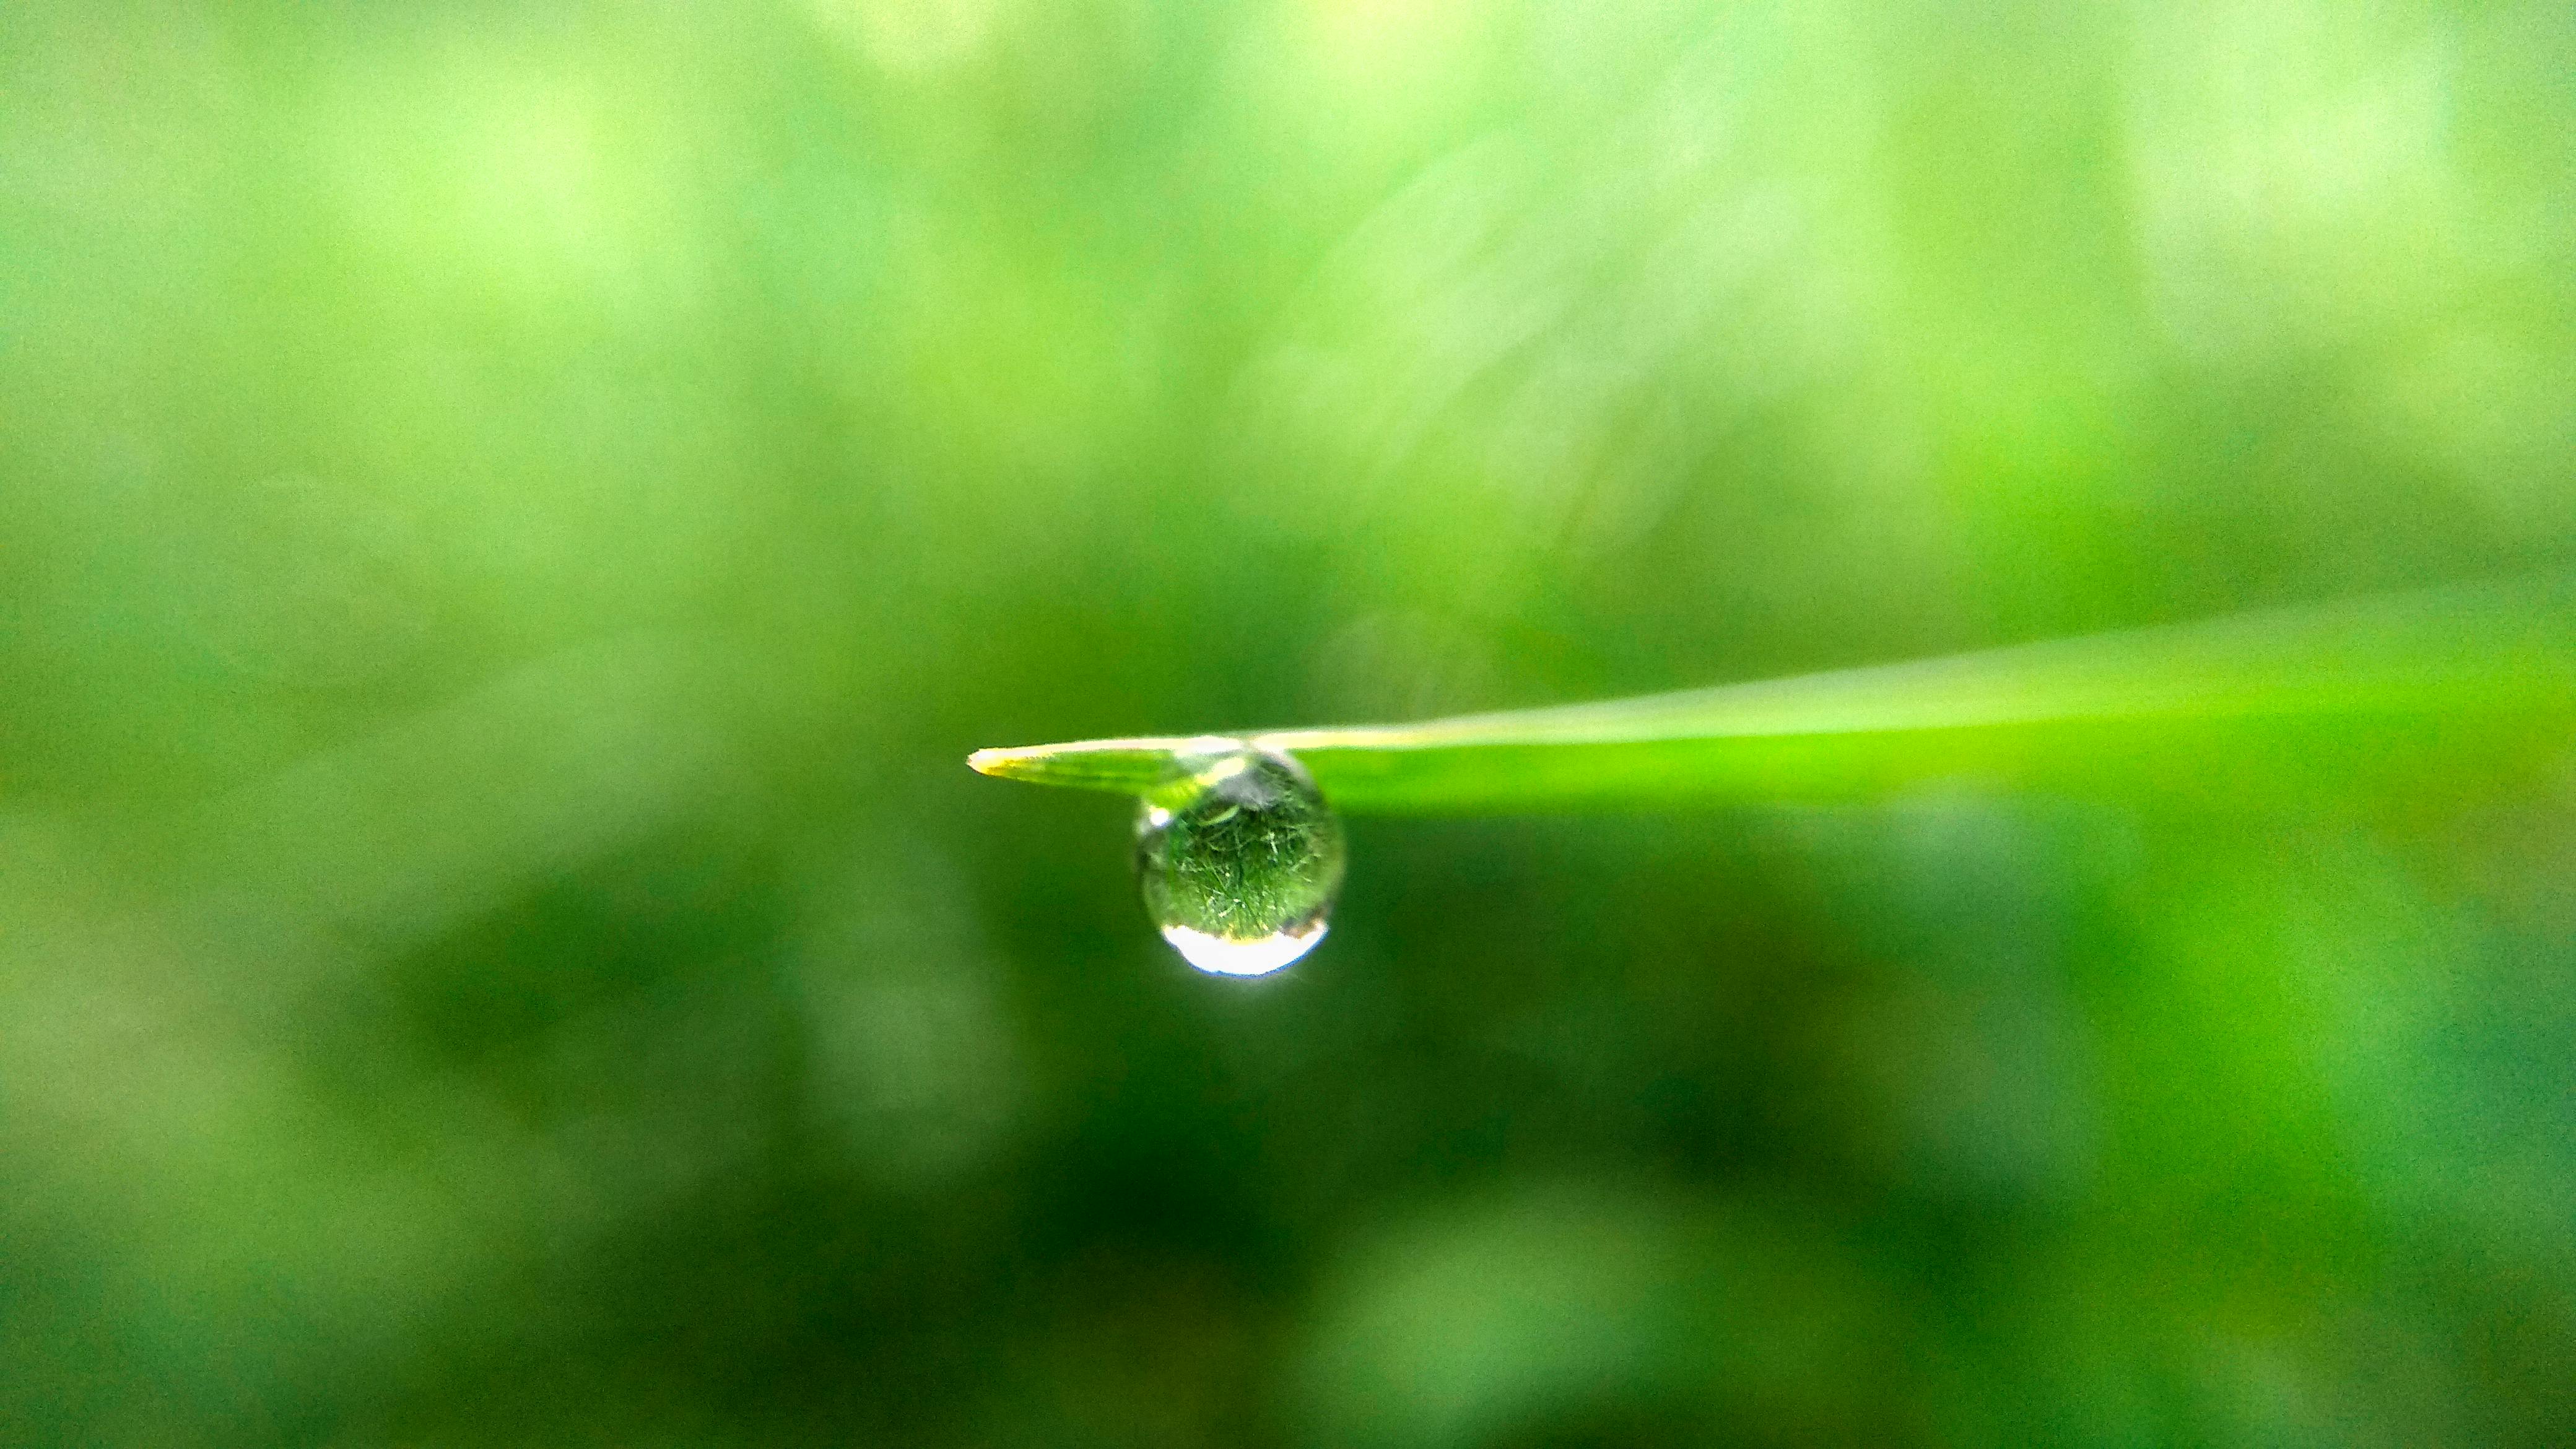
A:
971;579;2576;814
967;738;1215;798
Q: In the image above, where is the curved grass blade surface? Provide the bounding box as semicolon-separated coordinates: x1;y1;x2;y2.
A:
972;578;2576;814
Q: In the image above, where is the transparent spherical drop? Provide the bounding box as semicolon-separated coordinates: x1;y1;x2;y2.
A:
1135;741;1346;977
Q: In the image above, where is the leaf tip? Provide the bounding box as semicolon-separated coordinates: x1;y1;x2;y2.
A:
967;746;1037;780
964;738;1199;794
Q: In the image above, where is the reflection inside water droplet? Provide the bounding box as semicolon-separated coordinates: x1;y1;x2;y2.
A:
1135;739;1346;977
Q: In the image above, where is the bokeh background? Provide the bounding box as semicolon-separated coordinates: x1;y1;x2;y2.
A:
7;0;2576;1443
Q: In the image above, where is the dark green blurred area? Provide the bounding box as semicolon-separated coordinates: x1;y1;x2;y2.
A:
6;0;2575;1443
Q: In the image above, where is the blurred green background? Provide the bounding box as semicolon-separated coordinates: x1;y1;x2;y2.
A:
6;0;2575;1443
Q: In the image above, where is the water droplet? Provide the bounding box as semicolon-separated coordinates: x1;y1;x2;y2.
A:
1135;740;1346;977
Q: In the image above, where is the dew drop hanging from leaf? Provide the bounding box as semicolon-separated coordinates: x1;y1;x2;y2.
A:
972;579;2576;978
1133;741;1346;977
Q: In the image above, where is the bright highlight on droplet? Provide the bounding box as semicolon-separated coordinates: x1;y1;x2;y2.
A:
1158;920;1330;977
1134;741;1346;978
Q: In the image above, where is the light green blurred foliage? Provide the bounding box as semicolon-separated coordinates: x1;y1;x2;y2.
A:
3;0;2573;1445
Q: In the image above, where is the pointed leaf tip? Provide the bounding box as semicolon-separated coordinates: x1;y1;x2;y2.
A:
962;738;1206;794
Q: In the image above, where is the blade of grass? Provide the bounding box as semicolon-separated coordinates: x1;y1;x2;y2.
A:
967;737;1228;796
971;578;2576;814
